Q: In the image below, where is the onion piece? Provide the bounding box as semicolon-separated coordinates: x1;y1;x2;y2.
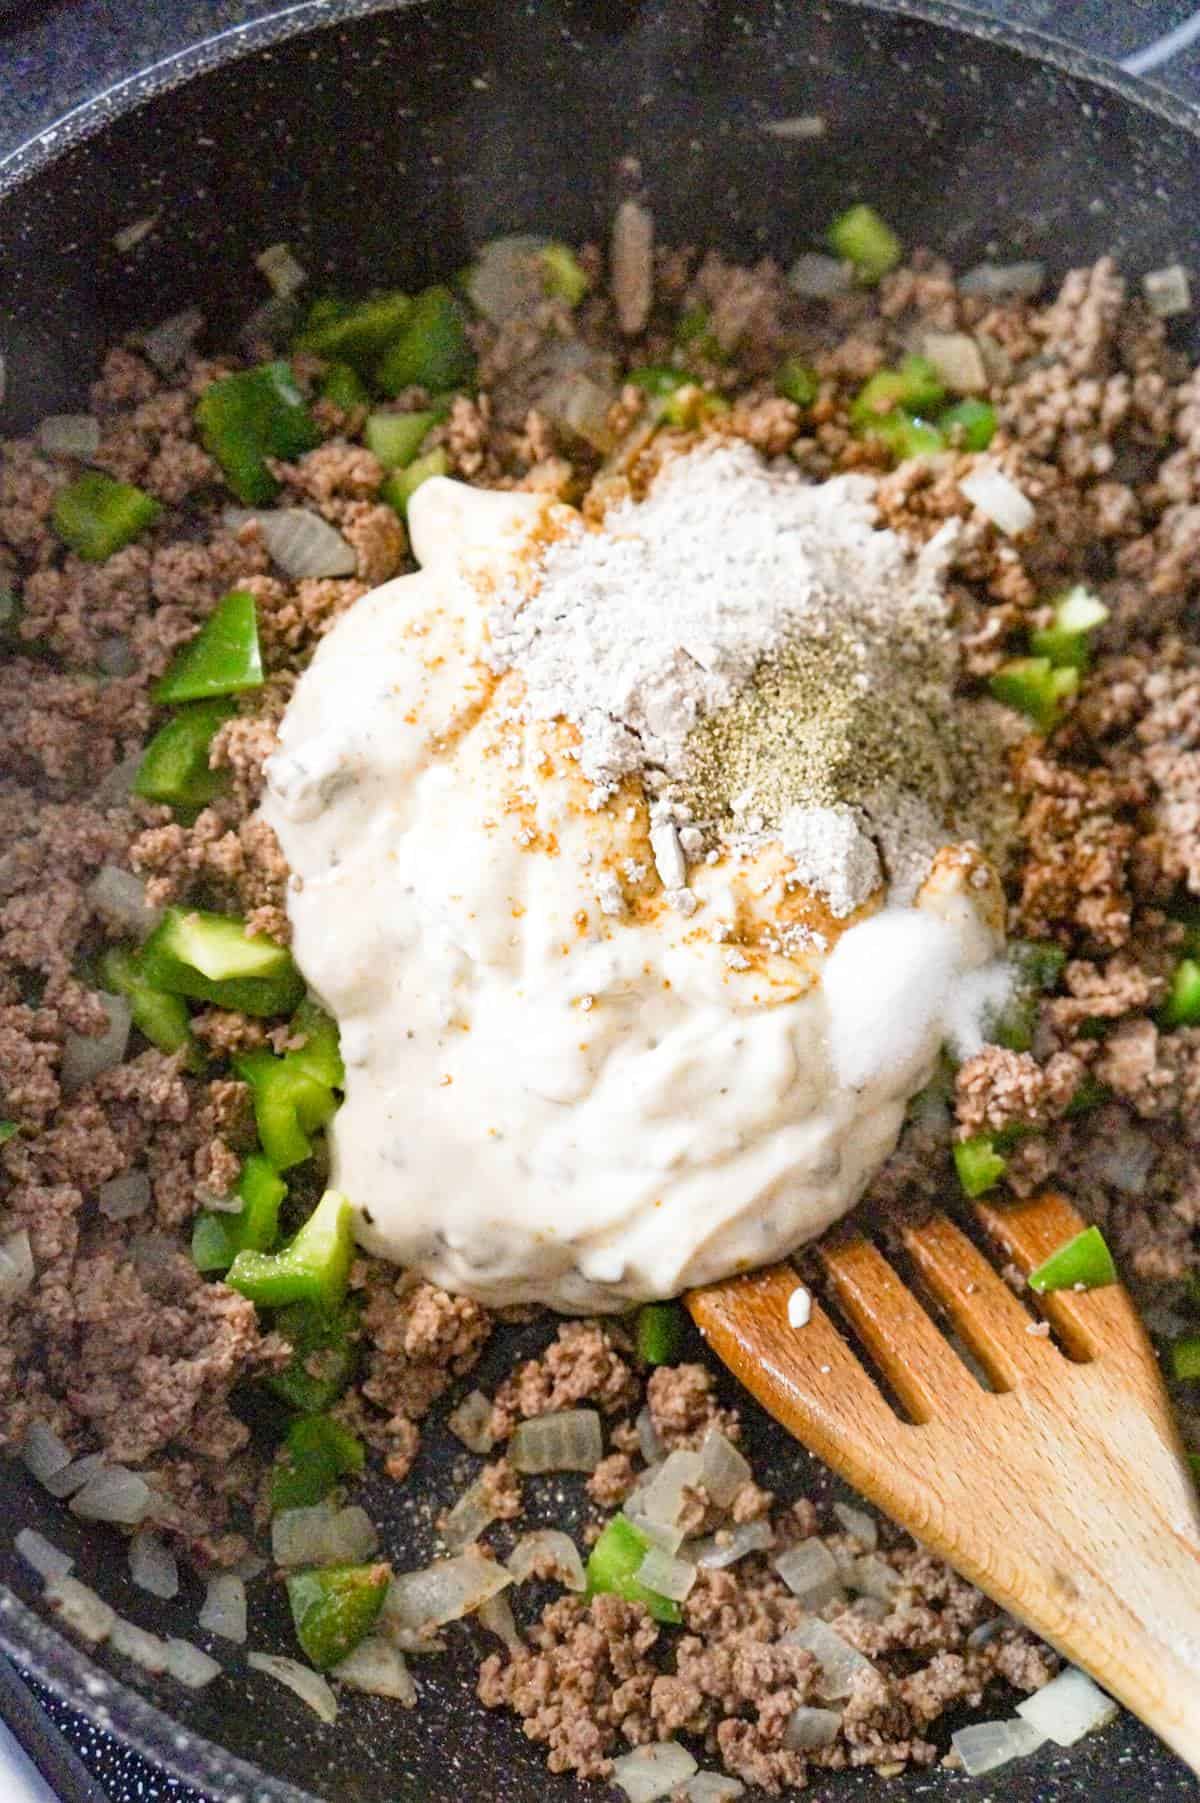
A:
773;1539;842;1608
248;1650;335;1719
272;1503;379;1569
478;1590;523;1653
849;1554;902;1605
43;1452;107;1500
783;1616;875;1700
199;1572;247;1644
448;1389;495;1454
61;993;132;1094
635;1546;697;1602
139;308;204;375
683;1776;746;1803
959;464;1035;536
635;1405;664;1466
506;1529;586;1592
87;866;160;941
959;260;1045;299
95;747;145;807
689;1518;773;1570
467;234;552;324
383;1549;513;1638
1143;264;1191;318
508;1408;603;1474
1016;1666;1119;1746
110;1617;169;1675
761;115;825;140
921;331;987;395
789;253;853;298
37;415;101;460
112;215;160;254
611;200;654;336
332;1635;416;1703
21;1421;72;1486
612;1740;698;1803
640;1449;704;1528
783;1704;843;1750
441;1474;503;1551
0;1229;34;1302
15;1528;74;1581
43;1574;115;1644
832;1503;878;1549
626;1511;686;1557
225;508;356;580
538;370;617;453
698;1430;751;1509
256;243;308;299
70;1465;153;1525
129;1528;179;1599
165;1637;222;1691
98;1170;152;1222
952;1717;1045;1776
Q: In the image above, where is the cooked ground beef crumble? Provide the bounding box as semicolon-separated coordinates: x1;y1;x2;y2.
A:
3;234;1200;1791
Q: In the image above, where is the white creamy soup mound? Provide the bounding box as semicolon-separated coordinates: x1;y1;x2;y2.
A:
261;451;1009;1310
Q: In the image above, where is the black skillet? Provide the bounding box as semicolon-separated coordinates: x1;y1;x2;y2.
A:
2;2;1200;1798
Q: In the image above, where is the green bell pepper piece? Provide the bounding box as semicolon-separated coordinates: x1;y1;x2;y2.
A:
133;699;235;808
635;1302;687;1366
827;204;902;283
287;1563;390;1669
140;907;304;1017
989;656;1079;733
192;1153;287;1274
1163;958;1200;1028
380;448;450;519
52;471;162;563
288;999;345;1090
1173;1337;1200;1382
1029;586;1109;671
267;1299;360;1414
195;361;321;506
864;410;945;463
295;292;412;366
154;591;263;705
375;287;475;395
0;1121;19;1144
227;1188;355;1312
539;243;591;307
627;366;688;398
775;356;819;408
234;1047;337;1170
270;1411;365;1514
364;410;441;470
674;302;725;360
954;1134;1007;1199
852;356;945;426
585;1515;681;1624
320;362;370;409
938;398;997;451
1064;1074;1110;1116
97;945;197;1061
1028;1224;1117;1295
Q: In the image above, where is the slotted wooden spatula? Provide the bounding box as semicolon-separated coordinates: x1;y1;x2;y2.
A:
687;1191;1200;1774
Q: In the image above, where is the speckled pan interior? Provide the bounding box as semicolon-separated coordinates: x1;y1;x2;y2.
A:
1;2;1200;1798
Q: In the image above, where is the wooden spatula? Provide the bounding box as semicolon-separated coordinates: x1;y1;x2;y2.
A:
687;1191;1200;1774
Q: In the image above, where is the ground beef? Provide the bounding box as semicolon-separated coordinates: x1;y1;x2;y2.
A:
488;1321;639;1440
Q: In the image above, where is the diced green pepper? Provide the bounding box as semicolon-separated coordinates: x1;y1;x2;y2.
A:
625;367;726;429
195;361;321;507
288;999;345;1090
0;1122;19;1144
320;362;369;409
954;1134;1007;1198
774;356;819;408
153;591;263;705
380;448;450;519
539;243;591;308
675;302;725;361
635;1302;687;1366
140;907;304;1018
852;356;945;426
585;1515;681;1624
376;287;475;395
227;1188;355;1312
98;945;197;1061
1030;586;1110;672
827;204;902;284
1163;959;1200;1028
234;1041;340;1171
267;1299;360;1414
364;410;441;470
1064;1074;1110;1116
192;1154;287;1274
1172;1337;1200;1382
628;366;688;398
270;1411;364;1514
133;699;235;809
1029;1224;1117;1294
295;292;412;366
287;1563;390;1669
938;398;997;451
52;471;162;563
864;410;945;463
989;656;1079;733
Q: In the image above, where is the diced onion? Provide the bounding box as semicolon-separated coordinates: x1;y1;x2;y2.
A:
88;866;159;948
773;1538;843;1608
959;464;1035;536
332;1635;416;1703
448;1389;495;1454
467;234;552;324
250;1653;335;1721
640;1449;704;1528
611;200;654;336
61;993;132;1094
789;252;853;298
234;1551;269;1582
612;1740;698;1803
15;1528;74;1581
1016;1667;1119;1746
139;308;205;375
635;1546;697;1602
508;1408;603;1474
98;1170;152;1222
635;1405;664;1466
112;215;160;254
166;1637;223;1691
95;748;145;807
241;296;302;353
683;1776;746;1803
761;115;825;140
783;1704;843;1750
848;1554;902;1604
199;1572;247;1643
129;1528;179;1599
690;1518;773;1570
0;1230;34;1302
921;331;987;395
70;1465;153;1525
478;1590;523;1653
383;1549;513;1637
959;260;1046;299
442;1474;503;1551
506;1529;586;1591
952;1717;1046;1775
1143;264;1191;319
110;1617;169;1675
784;1616;875;1700
698;1430;751;1509
626;1511;686;1557
43;1452;107;1500
832;1503;878;1549
225;508;356;580
272;1503;379;1569
539;371;617;453
43;1574;115;1644
256;243;308;300
21;1420;72;1485
37;415;101;460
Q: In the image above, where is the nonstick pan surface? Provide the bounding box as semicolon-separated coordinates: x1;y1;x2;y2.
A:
2;3;1200;1798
